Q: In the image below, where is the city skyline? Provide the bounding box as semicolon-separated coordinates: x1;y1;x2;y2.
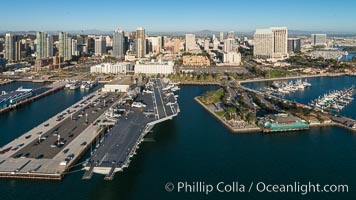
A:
1;0;356;33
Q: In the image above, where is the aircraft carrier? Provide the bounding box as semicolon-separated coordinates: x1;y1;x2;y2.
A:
82;78;180;180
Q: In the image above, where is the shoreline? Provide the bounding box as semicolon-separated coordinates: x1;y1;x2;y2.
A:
0;80;14;86
194;97;261;133
238;73;346;84
178;81;221;86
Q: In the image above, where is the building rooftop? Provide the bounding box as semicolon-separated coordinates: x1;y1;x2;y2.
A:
254;29;273;35
107;76;132;86
267;113;300;124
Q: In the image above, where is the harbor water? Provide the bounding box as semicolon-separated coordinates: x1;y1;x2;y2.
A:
0;80;356;200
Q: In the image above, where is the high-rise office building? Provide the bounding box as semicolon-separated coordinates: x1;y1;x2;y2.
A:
220;32;224;41
95;36;106;56
136;27;146;58
185;34;196;51
311;34;327;46
224;38;235;52
112;29;125;59
271;27;288;58
204;38;210;51
5;33;19;62
47;35;53;57
287;38;301;53
173;38;181;53
213;38;219;50
86;36;95;54
253;27;288;59
253;29;274;59
148;36;162;54
72;39;78;56
36;32;53;59
59;32;72;61
227;31;235;39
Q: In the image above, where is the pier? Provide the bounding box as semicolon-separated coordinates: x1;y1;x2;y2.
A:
0;80;13;86
0;90;122;180
0;81;67;115
0;78;179;180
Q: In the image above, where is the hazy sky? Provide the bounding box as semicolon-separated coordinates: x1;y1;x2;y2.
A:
1;0;356;32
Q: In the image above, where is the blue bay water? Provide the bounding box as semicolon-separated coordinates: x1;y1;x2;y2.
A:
0;81;355;200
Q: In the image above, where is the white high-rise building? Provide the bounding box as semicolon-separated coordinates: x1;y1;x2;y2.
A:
213;38;219;50
253;27;288;59
311;34;327;46
105;35;112;47
95;36;106;56
71;39;78;56
112;29;125;59
271;27;288;58
204;38;210;51
185;34;196;51
219;32;224;42
59;32;72;61
224;38;235;52
253;29;274;59
148;36;162;54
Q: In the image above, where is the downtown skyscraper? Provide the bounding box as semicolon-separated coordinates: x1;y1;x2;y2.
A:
59;32;72;61
36;32;53;59
253;27;288;59
5;33;20;62
136;27;146;58
185;34;196;52
112;29;125;59
271;27;288;58
94;36;106;56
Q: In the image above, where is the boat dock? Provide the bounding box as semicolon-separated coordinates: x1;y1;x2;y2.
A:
0;80;13;86
240;84;356;132
0;89;123;180
82;78;180;180
0;81;67;115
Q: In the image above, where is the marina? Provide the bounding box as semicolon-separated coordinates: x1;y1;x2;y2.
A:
1;83;356;199
263;79;312;95
241;76;356;132
309;86;355;112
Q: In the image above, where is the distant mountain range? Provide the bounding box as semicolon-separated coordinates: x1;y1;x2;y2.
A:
1;29;355;37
